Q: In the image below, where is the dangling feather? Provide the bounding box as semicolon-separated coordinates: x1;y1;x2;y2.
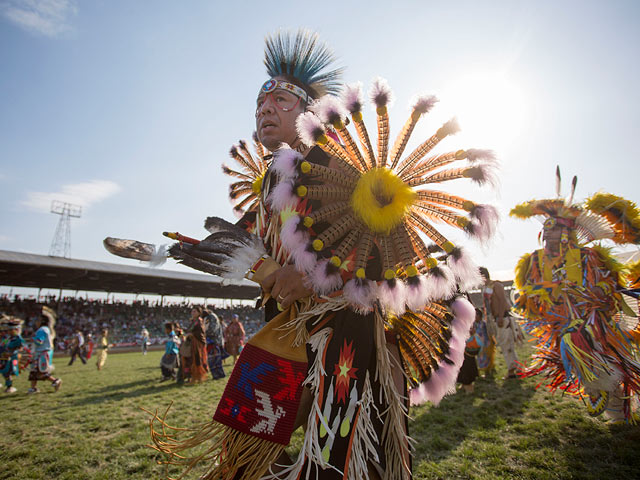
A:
555;165;562;198
567;175;578;205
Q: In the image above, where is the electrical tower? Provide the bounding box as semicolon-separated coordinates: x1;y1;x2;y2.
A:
49;200;82;258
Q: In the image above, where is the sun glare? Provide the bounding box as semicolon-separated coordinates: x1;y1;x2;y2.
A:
437;72;526;153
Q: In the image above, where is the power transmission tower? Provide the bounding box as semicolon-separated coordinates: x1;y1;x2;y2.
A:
49;200;82;258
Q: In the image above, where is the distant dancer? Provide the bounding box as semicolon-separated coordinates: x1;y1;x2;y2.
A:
68;329;87;365
0;316;27;394
85;333;94;359
96;329;109;371
457;309;484;394
224;314;244;365
480;267;521;379
160;322;180;381
188;307;209;384
28;309;61;393
205;311;225;380
141;326;150;355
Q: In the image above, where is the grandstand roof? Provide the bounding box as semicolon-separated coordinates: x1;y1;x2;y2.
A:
0;250;260;299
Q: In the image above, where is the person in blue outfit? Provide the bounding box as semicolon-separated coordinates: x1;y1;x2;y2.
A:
0;316;27;394
28;309;62;393
160;322;180;381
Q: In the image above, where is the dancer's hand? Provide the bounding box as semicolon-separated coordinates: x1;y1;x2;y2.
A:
263;265;313;309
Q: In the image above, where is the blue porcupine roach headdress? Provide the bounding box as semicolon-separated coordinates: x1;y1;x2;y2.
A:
263;29;343;98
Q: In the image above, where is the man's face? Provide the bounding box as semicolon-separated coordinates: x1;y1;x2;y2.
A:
543;225;563;253
255;77;306;151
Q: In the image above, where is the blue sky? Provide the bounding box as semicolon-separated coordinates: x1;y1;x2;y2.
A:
1;0;639;291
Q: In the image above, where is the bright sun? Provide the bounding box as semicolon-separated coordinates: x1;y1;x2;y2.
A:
436;72;526;153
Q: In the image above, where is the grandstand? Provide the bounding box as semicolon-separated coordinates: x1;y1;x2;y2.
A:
0;249;259;299
0;249;262;348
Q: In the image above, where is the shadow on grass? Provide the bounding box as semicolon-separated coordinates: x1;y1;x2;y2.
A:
410;375;537;463
94;378;156;392
66;380;180;406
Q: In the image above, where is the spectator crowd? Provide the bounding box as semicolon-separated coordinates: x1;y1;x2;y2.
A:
0;295;263;351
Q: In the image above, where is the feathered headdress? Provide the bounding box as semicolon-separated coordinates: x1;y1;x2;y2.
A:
0;314;23;331
263;29;343;98
269;79;500;314
510;166;640;246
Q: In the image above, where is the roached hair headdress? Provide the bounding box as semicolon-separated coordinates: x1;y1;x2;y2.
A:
510;166;640;246
270;79;500;314
264;29;343;98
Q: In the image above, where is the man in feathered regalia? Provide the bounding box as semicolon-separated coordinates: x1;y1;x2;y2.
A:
511;169;640;423
132;29;502;479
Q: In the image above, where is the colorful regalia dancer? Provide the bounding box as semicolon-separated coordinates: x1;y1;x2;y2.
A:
107;30;500;479
511;168;640;423
0;315;29;394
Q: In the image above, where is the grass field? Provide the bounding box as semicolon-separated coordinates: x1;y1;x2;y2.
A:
1;343;639;480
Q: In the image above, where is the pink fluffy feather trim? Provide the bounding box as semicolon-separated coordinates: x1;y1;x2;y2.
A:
343;278;377;313
280;216;308;254
272;147;303;179
378;279;407;314
268;180;298;211
310;259;343;295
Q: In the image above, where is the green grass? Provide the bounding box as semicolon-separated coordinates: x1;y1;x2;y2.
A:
1;343;639;479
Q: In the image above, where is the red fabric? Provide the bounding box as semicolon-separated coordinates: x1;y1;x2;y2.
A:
213;343;306;445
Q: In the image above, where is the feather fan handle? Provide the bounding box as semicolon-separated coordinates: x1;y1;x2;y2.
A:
401;151;462;182
389;95;438;169
397;119;460;176
407;212;450;249
371;78;393;168
343;83;375;169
